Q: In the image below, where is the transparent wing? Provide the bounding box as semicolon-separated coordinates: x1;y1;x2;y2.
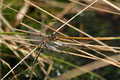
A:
28;29;42;45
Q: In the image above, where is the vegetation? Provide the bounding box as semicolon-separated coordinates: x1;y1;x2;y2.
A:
0;0;120;80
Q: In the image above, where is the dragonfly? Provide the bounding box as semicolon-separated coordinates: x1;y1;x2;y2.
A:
18;20;119;66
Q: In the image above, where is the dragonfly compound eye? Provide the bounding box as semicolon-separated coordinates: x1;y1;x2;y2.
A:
48;34;56;40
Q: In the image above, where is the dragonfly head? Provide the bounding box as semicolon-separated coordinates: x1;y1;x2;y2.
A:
48;34;56;40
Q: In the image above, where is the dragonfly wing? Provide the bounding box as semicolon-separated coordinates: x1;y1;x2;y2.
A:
47;41;65;51
29;29;42;45
40;19;46;35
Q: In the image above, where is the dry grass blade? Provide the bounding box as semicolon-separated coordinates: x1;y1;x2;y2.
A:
70;0;120;15
55;49;97;60
102;0;120;11
57;36;120;40
69;47;120;68
0;58;17;80
56;0;79;19
14;0;30;27
29;64;35;80
43;62;53;80
0;15;13;31
86;47;120;64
